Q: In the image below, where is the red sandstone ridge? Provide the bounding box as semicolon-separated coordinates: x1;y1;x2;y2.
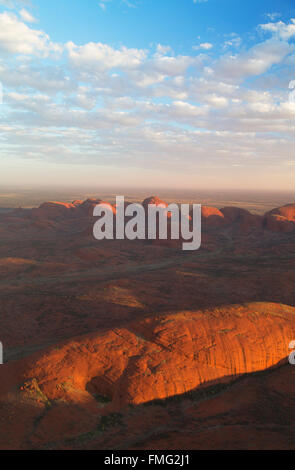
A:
270;203;295;221
201;206;226;228
79;198;107;216
142;196;168;208
265;204;295;233
2;195;295;450
32;201;77;220
220;207;264;233
142;197;173;241
0;302;294;449
1;302;294;406
32;199;116;219
2;196;295;241
30;198;116;224
220;207;251;222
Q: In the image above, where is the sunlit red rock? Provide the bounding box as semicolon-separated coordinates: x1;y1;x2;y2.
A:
265;204;295;233
32;201;77;220
1;196;295;449
201;206;225;228
0;302;294;448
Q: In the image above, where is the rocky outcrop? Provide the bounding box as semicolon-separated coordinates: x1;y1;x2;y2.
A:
201;206;226;228
142;196;168;208
265;204;295;233
2;197;295;236
220;206;264;233
1;302;294;408
0;302;294;449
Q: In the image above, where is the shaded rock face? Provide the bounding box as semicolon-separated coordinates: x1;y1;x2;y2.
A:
201;206;225;228
78;198;104;216
240;213;264;233
15;199;117;235
30;199;115;220
265;204;295;233
135;363;295;450
220;207;251;222
142;196;168;208
32;201;77;220
220;207;264;233
200;205;264;233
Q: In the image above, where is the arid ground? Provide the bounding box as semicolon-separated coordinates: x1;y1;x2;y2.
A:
1;190;295;449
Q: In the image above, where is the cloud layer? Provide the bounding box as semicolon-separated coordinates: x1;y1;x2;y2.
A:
0;8;295;190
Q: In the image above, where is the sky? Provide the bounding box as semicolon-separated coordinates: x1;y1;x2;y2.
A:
0;0;295;191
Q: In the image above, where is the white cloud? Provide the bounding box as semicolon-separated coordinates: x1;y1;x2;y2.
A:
19;8;36;23
98;0;138;11
215;39;294;82
98;1;109;11
148;54;202;77
260;18;295;41
155;44;173;56
122;0;138;7
193;42;213;50
265;12;281;21
0;0;30;7
131;70;167;87
205;94;228;108
170;100;208;117
66;41;146;71
223;36;242;48
0;12;61;56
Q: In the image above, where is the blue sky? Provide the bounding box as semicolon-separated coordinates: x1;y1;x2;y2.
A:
36;0;295;51
0;0;295;190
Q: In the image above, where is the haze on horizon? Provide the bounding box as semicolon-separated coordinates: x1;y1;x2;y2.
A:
0;0;295;191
